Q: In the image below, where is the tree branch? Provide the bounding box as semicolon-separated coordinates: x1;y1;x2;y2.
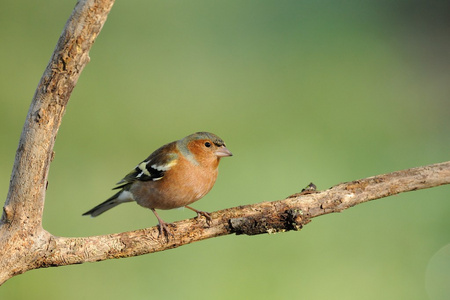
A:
0;0;114;285
37;161;449;268
1;0;449;287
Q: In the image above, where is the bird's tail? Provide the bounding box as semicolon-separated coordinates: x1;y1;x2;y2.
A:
82;191;133;217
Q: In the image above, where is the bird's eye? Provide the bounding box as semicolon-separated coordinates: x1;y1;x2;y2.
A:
204;142;212;148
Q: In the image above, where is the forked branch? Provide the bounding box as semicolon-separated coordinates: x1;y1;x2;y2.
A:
1;0;449;286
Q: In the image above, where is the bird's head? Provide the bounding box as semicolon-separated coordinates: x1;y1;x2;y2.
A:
179;132;232;167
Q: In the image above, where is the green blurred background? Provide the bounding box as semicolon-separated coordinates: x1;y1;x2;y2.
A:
1;0;449;299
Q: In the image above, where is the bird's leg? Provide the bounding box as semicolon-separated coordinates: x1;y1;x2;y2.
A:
151;208;174;239
185;205;212;226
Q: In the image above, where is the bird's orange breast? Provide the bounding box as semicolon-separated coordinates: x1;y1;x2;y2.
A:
131;154;219;210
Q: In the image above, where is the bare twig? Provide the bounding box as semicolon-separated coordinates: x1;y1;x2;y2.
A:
1;0;449;287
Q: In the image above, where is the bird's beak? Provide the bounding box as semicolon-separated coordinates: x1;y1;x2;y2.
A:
215;146;233;157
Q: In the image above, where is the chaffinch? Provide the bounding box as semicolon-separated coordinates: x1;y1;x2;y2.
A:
83;132;232;237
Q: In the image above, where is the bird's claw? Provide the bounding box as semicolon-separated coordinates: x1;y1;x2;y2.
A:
184;206;212;226
157;221;174;240
196;210;212;226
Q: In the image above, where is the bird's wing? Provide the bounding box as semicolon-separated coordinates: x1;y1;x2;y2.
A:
113;144;179;190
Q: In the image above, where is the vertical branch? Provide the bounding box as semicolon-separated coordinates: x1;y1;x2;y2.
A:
0;0;115;285
2;0;115;228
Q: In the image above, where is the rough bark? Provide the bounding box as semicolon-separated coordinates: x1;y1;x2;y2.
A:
0;0;115;285
1;0;449;287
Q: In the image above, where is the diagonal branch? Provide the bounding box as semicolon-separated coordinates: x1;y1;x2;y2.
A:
39;161;449;267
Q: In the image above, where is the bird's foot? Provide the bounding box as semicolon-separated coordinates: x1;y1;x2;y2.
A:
151;208;174;240
157;221;174;240
185;205;212;226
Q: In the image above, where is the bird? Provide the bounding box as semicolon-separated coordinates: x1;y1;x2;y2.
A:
82;132;232;238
